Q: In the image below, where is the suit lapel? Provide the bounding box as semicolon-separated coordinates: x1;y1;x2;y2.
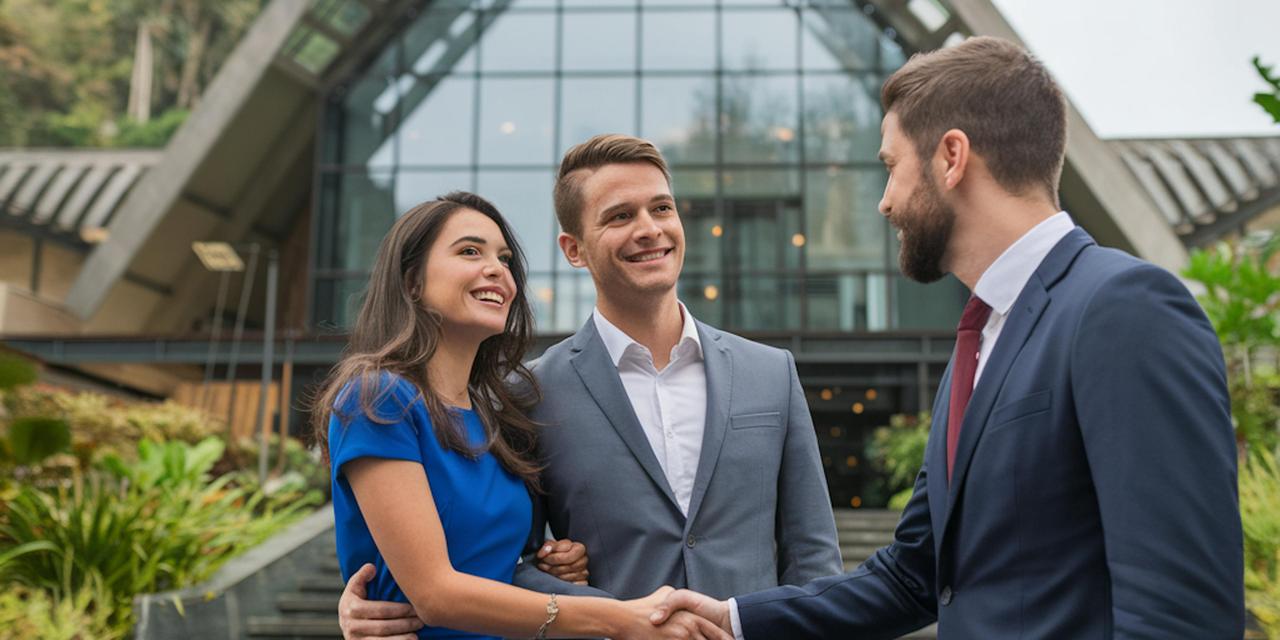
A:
927;362;953;547
942;227;1095;531
568;319;680;509
683;321;731;527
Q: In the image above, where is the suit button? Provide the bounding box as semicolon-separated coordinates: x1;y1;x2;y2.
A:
687;535;697;548
939;586;953;606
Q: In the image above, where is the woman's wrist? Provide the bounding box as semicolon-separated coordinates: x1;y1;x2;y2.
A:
566;596;634;638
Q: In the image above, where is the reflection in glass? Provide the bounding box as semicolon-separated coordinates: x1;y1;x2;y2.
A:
560;77;637;155
478;78;555;165
476;170;557;273
398;77;475;167
562;11;637;71
804;167;886;270
720;74;799;164
679;196;722;276
722;9;797;71
800;8;879;71
678;273;723;328
341;46;398;168
479;11;556;71
404;7;477;75
641;11;715;71
313;277;372;331
336;171;396;272
721;168;800;199
640;76;717;164
803;74;883;163
393;171;473;218
553;270;596;334
730;274;801;331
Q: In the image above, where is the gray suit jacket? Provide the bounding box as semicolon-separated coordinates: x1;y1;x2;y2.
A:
512;317;842;600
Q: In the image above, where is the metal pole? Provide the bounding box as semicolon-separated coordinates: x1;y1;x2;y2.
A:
200;270;231;412
256;250;279;485
224;245;260;436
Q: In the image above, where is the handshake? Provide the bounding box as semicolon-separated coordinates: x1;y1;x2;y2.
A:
622;586;732;640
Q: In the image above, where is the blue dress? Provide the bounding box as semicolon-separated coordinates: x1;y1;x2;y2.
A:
329;373;532;640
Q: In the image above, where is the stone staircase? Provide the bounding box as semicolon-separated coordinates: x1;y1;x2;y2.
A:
240;509;934;639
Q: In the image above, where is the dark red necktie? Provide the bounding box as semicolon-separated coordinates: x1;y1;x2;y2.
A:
947;295;992;483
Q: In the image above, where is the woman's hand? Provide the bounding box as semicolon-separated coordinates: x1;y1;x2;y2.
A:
609;587;733;640
536;537;589;585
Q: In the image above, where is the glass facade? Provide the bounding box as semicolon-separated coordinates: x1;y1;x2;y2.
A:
313;0;968;333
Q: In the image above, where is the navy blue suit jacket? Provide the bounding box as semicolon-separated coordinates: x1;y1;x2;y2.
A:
736;229;1244;638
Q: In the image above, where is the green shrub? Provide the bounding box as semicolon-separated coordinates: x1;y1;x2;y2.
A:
0;437;322;637
866;413;930;509
0;581;120;640
113;108;189;148
1242;448;1280;637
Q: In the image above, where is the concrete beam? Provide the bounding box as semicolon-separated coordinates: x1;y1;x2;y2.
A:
944;0;1189;271
63;0;310;320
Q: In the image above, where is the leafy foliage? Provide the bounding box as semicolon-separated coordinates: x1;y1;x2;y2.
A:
0;0;262;148
1256;56;1280;124
1242;448;1280;637
0;437;322;637
865;413;930;510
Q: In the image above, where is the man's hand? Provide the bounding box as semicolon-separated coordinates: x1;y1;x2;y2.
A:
338;563;425;640
649;589;733;636
535;537;589;585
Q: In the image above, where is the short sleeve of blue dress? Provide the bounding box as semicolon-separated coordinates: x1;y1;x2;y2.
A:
329;373;533;640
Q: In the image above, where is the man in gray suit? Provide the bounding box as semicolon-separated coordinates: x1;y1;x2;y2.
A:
337;134;841;639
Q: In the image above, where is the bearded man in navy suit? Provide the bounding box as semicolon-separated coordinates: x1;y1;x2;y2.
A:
653;35;1244;639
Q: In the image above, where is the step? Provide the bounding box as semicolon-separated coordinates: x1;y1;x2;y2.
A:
246;615;341;638
277;593;340;613
296;576;345;593
839;529;895;545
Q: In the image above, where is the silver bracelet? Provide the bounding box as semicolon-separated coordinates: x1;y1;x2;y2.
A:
535;593;559;639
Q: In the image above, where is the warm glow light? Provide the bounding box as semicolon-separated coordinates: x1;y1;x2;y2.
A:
537;287;554;303
791;233;806;247
845;455;858;468
773;126;795;142
851;496;863;508
852;403;865;414
499;121;516;134
820;388;833;401
829;427;841;437
866;389;878;400
703;285;719;300
711;224;723;237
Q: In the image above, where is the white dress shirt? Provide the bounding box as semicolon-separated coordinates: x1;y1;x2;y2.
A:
727;211;1076;640
592;302;707;516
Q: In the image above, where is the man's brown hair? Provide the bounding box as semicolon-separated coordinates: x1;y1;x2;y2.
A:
554;134;672;237
881;36;1067;204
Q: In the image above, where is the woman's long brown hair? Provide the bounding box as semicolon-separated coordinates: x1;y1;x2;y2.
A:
310;191;542;488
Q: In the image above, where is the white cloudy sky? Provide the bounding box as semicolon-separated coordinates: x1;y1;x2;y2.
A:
991;0;1280;139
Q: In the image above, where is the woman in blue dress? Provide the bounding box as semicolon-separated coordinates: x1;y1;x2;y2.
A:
312;192;728;640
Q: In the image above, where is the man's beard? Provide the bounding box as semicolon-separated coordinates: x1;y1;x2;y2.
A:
894;172;955;283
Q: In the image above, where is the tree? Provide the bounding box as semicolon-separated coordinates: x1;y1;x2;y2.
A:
1256;56;1280;124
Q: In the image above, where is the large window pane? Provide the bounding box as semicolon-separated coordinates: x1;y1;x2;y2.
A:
478;78;555;165
803;74;882;164
313;276;370;330
476;170;557;273
642;11;715;71
804;167;886;270
641;75;716;164
404;7;477;75
678;272;723;328
398;77;475;167
563;10;637;71
481;11;555;71
721;74;799;164
722;9;797;71
336;171;396;272
392;170;473;217
341;46;398;169
553;270;595;333
560;77;637;154
800;8;879;72
729;274;802;331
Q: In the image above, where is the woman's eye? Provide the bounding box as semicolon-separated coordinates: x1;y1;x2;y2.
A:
499;254;513;266
461;247;480;256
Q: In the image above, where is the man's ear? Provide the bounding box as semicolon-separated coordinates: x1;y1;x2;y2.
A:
558;232;586;268
937;128;970;191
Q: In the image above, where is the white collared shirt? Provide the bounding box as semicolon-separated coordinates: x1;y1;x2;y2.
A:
728;211;1077;640
971;211;1075;386
592;302;707;516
